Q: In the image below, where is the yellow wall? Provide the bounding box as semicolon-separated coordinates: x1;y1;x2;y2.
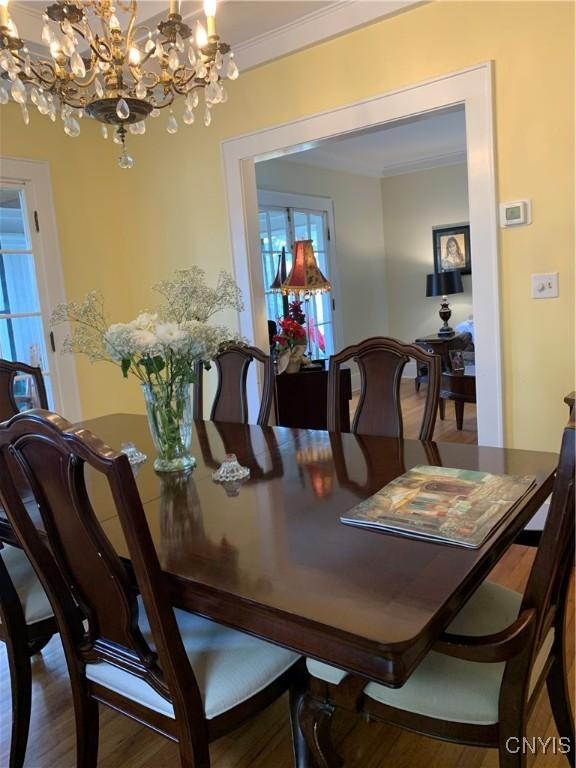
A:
1;1;574;450
381;163;473;341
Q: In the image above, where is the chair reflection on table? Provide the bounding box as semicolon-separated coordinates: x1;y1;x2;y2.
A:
328;431;443;499
195;420;284;485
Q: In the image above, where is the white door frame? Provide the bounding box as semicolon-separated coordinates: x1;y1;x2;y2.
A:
0;156;82;422
222;62;503;447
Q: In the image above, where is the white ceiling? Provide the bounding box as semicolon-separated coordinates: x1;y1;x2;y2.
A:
267;107;467;178
10;0;422;70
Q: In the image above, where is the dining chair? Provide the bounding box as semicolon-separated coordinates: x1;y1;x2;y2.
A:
327;337;441;440
0;359;48;419
0;410;304;768
298;417;576;768
0;543;56;768
193;344;274;426
0;359;55;768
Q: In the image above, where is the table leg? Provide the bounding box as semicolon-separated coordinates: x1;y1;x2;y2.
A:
439;399;445;420
455;400;465;430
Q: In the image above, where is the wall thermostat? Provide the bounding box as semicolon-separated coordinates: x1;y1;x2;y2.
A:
499;200;532;227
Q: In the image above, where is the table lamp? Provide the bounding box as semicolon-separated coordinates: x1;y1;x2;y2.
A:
281;240;331;358
426;271;464;337
269;247;287;293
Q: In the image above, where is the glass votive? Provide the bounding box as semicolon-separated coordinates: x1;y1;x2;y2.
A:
212;453;250;483
120;441;147;465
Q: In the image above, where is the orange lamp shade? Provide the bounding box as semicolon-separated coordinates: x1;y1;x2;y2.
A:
281;240;331;296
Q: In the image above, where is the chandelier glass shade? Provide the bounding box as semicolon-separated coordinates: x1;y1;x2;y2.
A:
0;0;239;167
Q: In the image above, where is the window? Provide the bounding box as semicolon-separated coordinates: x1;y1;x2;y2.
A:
0;159;81;420
259;193;336;360
0;187;53;406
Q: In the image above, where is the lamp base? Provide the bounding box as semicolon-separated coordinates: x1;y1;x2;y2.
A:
437;297;454;336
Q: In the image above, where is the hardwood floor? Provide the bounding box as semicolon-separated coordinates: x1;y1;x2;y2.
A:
1;551;573;767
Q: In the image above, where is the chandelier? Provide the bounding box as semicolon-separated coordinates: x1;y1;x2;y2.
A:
0;0;239;167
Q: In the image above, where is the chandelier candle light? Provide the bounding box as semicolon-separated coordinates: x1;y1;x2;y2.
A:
0;0;239;167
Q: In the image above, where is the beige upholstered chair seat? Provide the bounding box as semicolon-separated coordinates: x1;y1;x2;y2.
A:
0;544;53;625
87;596;299;720
307;581;554;726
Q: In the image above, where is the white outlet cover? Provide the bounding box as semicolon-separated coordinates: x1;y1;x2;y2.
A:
531;272;559;299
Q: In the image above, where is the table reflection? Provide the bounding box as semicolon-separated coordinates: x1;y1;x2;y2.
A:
195;420;284;483
295;431;334;499
159;471;238;582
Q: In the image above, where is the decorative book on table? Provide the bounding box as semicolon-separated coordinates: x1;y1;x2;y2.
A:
340;465;536;548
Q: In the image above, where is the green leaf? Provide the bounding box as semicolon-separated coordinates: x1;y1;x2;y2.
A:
139;356;166;375
121;358;131;378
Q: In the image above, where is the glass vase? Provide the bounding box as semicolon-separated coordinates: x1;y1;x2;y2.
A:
141;381;196;473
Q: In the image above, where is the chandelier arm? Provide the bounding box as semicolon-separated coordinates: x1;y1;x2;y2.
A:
59;93;85;109
125;2;138;50
138;47;156;67
138;70;160;89
71;67;99;88
152;91;175;109
83;34;113;63
171;68;200;92
69;20;101;62
130;24;156;65
14;55;59;87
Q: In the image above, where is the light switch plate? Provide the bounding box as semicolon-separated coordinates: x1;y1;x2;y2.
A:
531;272;559;299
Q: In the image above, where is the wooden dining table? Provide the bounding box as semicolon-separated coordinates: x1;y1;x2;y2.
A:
0;413;558;691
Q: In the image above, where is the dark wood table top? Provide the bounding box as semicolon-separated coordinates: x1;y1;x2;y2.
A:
0;414;558;687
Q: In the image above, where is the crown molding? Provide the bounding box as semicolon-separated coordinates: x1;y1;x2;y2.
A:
379;149;468;177
232;0;425;72
11;1;424;72
282;148;467;179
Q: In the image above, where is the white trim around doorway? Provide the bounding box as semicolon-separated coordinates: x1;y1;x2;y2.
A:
222;62;503;447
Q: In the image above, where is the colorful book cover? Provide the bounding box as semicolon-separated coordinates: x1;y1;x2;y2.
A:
340;465;536;548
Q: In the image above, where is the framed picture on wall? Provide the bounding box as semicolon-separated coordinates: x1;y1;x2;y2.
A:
433;224;471;275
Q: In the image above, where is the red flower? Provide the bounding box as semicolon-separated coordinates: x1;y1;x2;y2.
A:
274;314;306;350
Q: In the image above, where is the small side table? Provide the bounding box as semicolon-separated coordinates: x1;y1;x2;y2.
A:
275;367;352;431
414;332;470;390
439;366;476;430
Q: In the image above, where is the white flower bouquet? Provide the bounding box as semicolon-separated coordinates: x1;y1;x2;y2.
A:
51;267;243;471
